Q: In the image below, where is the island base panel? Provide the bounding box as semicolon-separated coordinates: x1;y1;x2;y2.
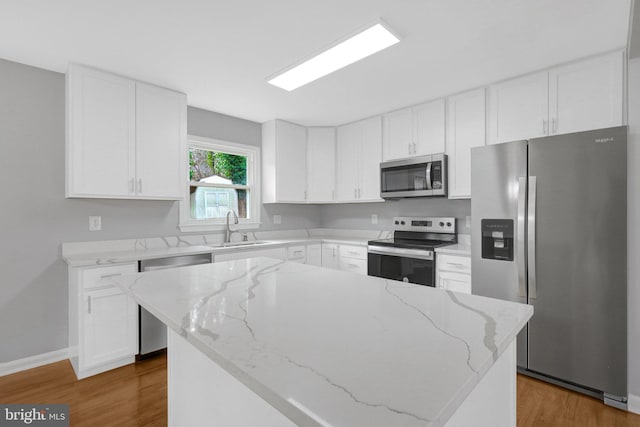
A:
168;329;516;427
168;329;297;427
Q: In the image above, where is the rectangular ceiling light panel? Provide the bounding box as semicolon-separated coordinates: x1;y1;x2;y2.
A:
268;22;400;91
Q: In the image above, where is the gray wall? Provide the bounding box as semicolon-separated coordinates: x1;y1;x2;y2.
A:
0;59;320;363
627;57;640;404
320;199;471;234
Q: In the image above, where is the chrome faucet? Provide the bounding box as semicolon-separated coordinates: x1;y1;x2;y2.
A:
225;210;239;243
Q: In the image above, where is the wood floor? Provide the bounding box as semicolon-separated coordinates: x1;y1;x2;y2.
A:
1;355;639;426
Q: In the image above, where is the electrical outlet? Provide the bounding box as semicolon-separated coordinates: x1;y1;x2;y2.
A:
466;216;471;228
89;216;102;231
273;215;282;225
371;214;378;225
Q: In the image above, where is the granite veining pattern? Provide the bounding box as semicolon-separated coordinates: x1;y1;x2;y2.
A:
110;258;532;427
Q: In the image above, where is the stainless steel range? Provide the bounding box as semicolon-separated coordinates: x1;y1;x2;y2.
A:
367;217;456;287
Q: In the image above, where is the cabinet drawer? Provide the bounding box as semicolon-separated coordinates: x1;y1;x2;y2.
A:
438;271;471;294
437;254;471;274
287;245;306;261
338;245;367;260
81;263;137;290
338;258;367;275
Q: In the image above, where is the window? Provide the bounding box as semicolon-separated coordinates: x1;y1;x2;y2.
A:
179;135;260;232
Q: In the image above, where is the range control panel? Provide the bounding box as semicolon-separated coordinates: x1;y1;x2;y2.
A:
392;217;456;233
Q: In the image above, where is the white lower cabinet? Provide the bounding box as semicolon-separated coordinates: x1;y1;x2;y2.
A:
321;243;339;269
306;244;322;266
214;248;287;262
287;245;307;263
436;253;471;294
69;263;138;379
321;243;368;275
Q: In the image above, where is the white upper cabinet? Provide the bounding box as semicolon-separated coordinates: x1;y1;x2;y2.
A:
66;66;136;197
488;71;549;144
383;107;413;160
135;83;186;199
360;116;383;200
262;120;307;203
336;116;383;202
549;51;623;135
336;122;361;202
383;99;445;160
446;88;486;199
489;51;624;144
66;64;186;200
306;127;336;202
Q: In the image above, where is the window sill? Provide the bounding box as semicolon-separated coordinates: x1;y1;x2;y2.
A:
178;222;261;233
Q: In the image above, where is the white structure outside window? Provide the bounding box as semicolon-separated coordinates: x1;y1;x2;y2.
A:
179;135;260;232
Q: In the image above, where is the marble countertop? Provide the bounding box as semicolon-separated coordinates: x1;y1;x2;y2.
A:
63;236;371;267
109;257;532;427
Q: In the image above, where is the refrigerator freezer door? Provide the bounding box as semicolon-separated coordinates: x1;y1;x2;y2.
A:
471;140;528;367
527;126;627;398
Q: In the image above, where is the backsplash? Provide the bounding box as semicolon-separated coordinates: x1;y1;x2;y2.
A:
319;198;471;234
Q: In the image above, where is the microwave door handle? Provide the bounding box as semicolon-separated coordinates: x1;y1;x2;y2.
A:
426;162;432;190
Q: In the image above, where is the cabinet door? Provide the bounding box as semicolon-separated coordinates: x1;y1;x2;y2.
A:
338;257;367;275
488;71;549;144
135;83;186;199
549;51;623;135
383;107;413;160
67;65;136;197
438;271;471;294
447;88;486;199
306;128;336;202
306;244;322;266
321;244;339;269
359;116;383;201
336;123;361;202
82;287;137;369
414;99;446;155
276;121;307;201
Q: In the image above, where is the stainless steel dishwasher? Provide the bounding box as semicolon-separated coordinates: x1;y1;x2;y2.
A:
138;253;212;358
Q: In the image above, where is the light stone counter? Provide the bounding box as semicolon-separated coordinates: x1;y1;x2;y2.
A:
109;257;532;427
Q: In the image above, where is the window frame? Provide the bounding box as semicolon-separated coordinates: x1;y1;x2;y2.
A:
179;135;261;232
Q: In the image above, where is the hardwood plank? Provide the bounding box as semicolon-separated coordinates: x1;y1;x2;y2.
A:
1;356;639;426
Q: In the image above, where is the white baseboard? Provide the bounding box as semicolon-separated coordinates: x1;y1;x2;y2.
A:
0;348;69;377
629;394;640;415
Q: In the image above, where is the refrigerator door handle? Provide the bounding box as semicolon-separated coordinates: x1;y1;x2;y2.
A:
517;177;527;298
528;176;537;299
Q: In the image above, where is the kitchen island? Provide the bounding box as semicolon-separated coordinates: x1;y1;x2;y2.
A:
109;257;532;427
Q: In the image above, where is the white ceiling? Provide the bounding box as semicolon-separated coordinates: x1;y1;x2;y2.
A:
0;0;631;126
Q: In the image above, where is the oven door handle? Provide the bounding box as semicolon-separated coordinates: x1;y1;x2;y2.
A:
368;245;433;261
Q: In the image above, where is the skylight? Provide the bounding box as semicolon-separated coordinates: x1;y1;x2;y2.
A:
267;21;400;91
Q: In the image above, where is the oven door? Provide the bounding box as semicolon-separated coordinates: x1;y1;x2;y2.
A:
367;245;435;287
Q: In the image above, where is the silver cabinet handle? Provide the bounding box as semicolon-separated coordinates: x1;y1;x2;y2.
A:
354;188;357;198
87;295;92;314
331;189;335;200
358;188;361;198
130;178;135;193
528;176;537;299
517;177;526;298
408;144;412;155
446;262;466;267
100;273;122;279
552;118;557;134
137;178;142;193
543;120;548;135
413;143;417;154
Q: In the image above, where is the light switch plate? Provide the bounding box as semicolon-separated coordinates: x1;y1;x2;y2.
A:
273;215;282;225
371;214;378;225
89;216;102;231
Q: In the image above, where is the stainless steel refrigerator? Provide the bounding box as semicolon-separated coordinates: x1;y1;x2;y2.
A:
470;126;627;408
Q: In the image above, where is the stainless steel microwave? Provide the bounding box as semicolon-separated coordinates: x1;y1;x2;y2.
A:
380;154;447;199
